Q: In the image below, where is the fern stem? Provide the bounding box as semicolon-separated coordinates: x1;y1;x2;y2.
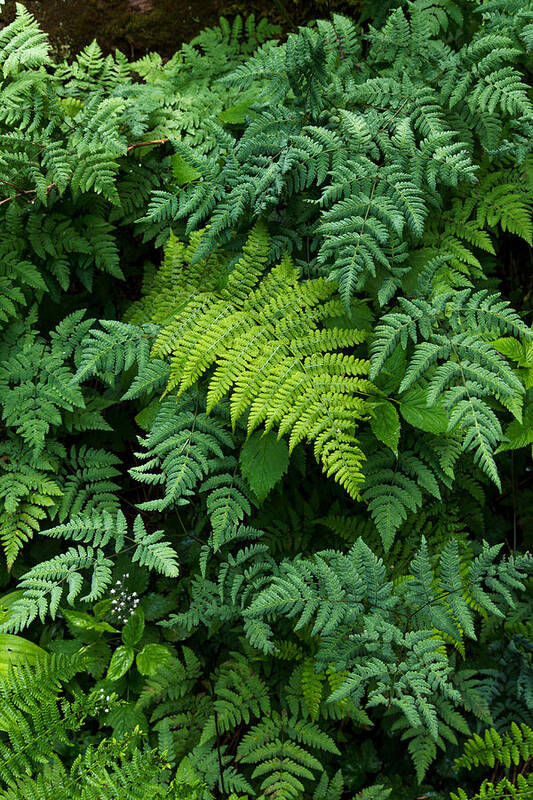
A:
512;452;517;550
214;708;227;796
271;0;297;31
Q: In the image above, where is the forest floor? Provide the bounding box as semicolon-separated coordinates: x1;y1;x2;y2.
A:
0;0;361;59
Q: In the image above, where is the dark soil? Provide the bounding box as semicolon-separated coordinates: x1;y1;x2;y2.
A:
1;0;362;59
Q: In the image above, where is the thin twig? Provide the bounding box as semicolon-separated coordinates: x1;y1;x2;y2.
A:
126;137;169;152
0;182;56;206
0;176;26;192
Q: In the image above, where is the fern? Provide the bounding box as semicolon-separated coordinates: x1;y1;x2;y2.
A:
236;711;339;800
1;510;178;633
142;223;372;499
130;393;236;512
0;4;532;800
0;655;178;799
451;723;533;800
242;537;530;777
200;653;271;742
370;289;531;490
159;2;533;308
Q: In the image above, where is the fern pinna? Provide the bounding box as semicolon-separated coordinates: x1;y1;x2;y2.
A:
0;3;532;800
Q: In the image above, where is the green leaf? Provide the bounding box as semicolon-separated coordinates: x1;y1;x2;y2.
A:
523;368;533;390
135;398;161;431
175;756;202;785
496;403;533;452
370;401;400;454
93;598;113;619
0;634;46;677
172;155;201;186
106;645;134;681
357;786;392;800
107;701;148;739
136;643;171;676
59;96;83;118
121;607;145;647
492;337;526;363
325;299;374;332
399;388;448;434
63;609;118;634
0;591;24;626
374;347;406;394
240;431;289;503
218;100;256;125
500;392;523;423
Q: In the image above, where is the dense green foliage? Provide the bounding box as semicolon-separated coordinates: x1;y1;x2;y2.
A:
0;1;532;798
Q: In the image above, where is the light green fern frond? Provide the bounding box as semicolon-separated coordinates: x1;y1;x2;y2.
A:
148;223;372;499
451;722;533;800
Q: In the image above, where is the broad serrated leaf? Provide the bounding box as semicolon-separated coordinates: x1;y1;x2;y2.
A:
172;155;202;186
399;387;448;434
121;607;145;646
240;431;289;503
63;609;118;634
136;643;171;676
106;645;134;681
370;401;400;454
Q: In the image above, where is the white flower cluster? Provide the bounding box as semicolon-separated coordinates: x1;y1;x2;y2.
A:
109;573;140;624
94;687;112;714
